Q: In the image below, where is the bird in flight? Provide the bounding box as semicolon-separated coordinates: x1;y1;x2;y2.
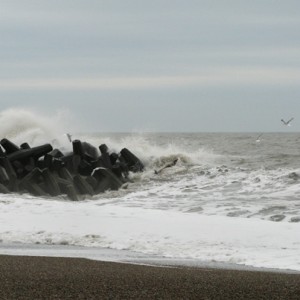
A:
281;118;294;126
65;133;73;142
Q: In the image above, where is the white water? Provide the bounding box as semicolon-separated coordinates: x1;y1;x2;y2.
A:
0;108;300;272
0;195;299;271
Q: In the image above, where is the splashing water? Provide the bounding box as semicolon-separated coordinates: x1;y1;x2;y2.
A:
0;108;75;150
0;108;300;271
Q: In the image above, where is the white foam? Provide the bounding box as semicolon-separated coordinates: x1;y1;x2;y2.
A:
0;107;74;150
0;108;222;169
0;196;299;271
0;112;299;272
76;132;221;170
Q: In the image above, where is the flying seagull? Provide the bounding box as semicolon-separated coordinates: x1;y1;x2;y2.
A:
281;118;294;126
65;133;73;142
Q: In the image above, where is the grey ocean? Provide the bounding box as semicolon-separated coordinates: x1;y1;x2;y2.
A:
90;132;300;223
1;131;300;271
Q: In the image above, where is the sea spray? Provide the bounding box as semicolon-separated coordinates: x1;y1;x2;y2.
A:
0;108;74;149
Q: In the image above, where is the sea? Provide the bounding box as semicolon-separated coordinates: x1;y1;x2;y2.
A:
0;109;300;273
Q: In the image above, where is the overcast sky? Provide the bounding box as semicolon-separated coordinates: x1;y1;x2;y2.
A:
0;0;299;132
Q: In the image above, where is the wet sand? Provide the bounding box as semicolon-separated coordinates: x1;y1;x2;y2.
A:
0;255;299;299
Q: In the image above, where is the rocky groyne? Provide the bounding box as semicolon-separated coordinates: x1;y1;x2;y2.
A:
0;138;144;200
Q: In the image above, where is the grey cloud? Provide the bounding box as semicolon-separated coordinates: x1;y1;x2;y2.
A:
0;0;300;132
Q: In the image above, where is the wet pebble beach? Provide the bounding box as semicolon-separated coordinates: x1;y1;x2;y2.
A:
0;255;300;299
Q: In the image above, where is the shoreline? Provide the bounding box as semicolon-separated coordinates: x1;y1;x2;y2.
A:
1;242;299;275
0;254;300;299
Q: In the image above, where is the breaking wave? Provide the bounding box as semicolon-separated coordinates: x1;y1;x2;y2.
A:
0;108;221;169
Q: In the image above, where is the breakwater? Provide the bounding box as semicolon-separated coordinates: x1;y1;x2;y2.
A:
0;138;144;200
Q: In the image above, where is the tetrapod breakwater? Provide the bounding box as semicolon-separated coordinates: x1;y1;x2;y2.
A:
0;137;144;201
